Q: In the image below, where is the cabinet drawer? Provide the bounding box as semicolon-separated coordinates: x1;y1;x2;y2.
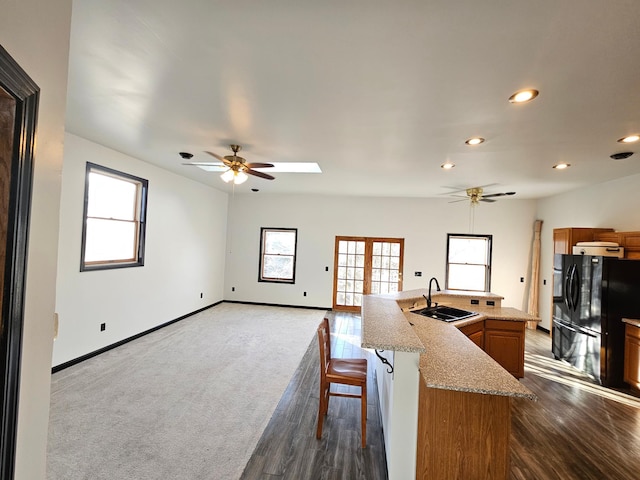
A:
485;319;524;332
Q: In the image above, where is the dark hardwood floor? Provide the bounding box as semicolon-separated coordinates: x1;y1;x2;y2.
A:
512;329;640;480
241;313;387;480
241;313;640;479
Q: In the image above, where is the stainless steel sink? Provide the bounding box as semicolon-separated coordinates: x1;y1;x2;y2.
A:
411;305;478;322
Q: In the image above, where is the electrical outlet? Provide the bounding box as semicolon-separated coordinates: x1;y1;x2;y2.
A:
543;279;547;285
325;266;329;272
200;292;203;298
100;323;106;331
232;287;235;292
520;277;524;283
304;291;307;296
415;271;422;277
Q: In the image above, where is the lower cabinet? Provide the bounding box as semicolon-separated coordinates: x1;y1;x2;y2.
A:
457;319;526;378
624;323;640;391
484;319;525;378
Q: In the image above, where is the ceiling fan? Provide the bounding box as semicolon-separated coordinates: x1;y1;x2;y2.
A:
183;144;275;184
449;187;516;205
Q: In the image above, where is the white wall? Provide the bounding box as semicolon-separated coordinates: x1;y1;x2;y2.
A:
224;194;538;309
536;173;640;330
53;134;228;366
0;1;73;478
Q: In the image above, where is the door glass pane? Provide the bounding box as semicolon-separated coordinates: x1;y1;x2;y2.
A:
335;240;366;307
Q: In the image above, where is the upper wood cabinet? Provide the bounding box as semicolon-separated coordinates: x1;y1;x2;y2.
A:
553;228;614;255
594;231;640;259
553;227;640;259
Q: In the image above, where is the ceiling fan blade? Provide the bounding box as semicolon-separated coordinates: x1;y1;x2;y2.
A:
479;198;497;203
204;150;232;164
244;162;274;169
182;162;227;169
482;191;516;198
245;168;275;180
448;198;469;204
444;183;499;196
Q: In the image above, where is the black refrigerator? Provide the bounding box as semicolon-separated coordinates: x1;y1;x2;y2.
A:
552;254;640;387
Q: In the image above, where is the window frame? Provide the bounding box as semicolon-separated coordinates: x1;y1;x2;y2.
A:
258;227;298;284
80;162;149;272
445;233;493;292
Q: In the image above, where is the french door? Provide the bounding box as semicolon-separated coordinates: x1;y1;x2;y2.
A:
333;236;404;312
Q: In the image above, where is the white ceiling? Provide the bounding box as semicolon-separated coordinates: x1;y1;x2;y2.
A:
65;0;640;199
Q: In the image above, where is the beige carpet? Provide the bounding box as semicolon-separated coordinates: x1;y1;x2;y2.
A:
46;303;325;480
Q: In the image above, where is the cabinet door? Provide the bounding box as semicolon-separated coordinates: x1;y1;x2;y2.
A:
624;325;640;390
485;320;525;378
553;228;572;255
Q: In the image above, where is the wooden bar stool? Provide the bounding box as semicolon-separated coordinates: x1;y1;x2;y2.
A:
316;317;368;448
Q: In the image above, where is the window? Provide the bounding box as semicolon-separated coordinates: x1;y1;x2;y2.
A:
80;163;148;271
446;234;492;292
259;228;297;283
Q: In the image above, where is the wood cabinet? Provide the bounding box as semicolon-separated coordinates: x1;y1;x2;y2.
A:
624;323;640;391
553;227;614;255
458;321;484;349
416;377;510;480
595;231;640;259
457;319;526;378
484;319;525;378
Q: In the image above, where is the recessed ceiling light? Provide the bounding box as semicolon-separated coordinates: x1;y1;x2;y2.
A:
617;134;640;143
508;89;539;103
465;137;485;146
553;163;571;170
441;163;455;170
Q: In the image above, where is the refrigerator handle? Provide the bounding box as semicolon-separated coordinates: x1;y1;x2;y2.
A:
564;264;573;310
571;264;580;312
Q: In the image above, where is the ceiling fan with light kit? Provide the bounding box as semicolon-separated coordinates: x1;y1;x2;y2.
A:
448;186;516;206
182;144;275;185
181;144;323;186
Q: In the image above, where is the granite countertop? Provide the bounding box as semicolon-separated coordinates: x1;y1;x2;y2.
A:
410;315;536;400
361;289;538;400
361;295;426;353
623;318;640;328
362;289;540;352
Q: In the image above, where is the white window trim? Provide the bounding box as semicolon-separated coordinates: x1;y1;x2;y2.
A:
445;233;492;292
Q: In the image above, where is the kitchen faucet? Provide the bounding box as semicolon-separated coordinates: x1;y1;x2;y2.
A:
425;277;441;308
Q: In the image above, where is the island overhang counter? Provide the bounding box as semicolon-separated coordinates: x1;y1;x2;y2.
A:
361;289;538;480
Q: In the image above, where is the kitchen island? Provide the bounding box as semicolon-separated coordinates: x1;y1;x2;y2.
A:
361;289;538;480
